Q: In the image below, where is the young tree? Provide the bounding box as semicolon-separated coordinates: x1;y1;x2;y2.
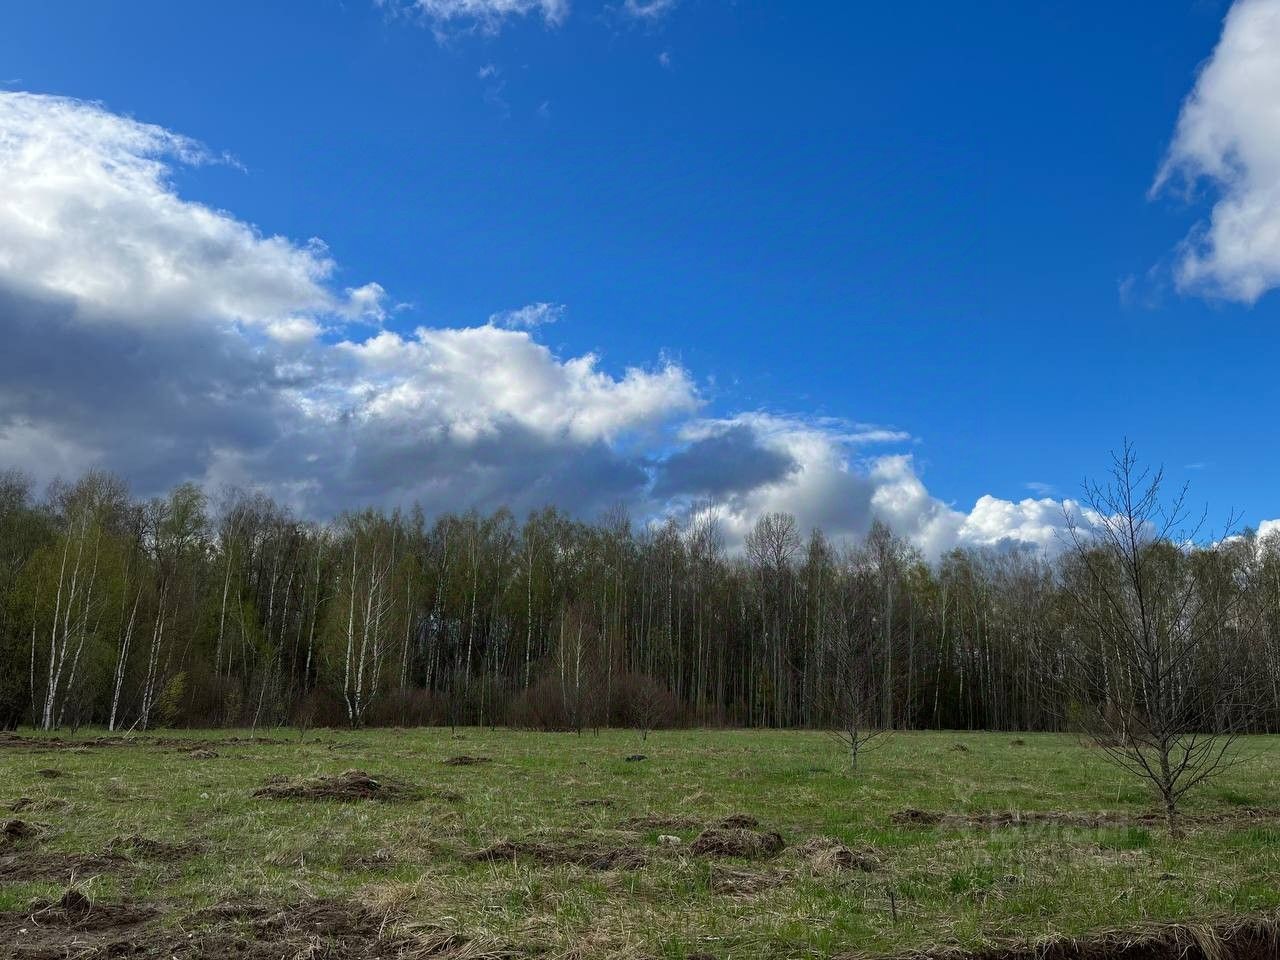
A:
1063;443;1255;835
823;545;890;770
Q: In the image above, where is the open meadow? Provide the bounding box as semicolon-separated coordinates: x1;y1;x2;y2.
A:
4;728;1280;958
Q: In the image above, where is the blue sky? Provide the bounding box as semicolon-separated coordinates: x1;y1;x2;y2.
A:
1;0;1277;553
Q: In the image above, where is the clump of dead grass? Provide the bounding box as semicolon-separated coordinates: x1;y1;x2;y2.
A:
789;836;880;874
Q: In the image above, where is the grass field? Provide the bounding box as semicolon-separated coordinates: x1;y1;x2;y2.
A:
4;727;1280;958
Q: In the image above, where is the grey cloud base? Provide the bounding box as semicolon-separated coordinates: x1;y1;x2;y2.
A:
0;90;1099;557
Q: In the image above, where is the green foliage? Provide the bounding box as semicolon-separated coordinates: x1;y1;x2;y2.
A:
155;672;186;726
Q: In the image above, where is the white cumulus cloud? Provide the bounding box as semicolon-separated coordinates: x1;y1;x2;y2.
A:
1156;0;1280;302
0;92;383;331
0;90;1124;557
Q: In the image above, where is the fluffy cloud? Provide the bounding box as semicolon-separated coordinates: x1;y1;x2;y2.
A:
0;90;1095;558
0;91;691;518
332;325;696;446
650;416;1084;558
0;93;384;330
1156;0;1280;302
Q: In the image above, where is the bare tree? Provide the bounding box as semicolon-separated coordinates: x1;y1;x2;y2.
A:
823;546;890;770
1062;442;1255;835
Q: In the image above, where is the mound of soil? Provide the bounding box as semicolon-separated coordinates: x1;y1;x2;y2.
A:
30;888;157;926
442;755;492;766
690;827;785;859
252;769;421;802
466;839;648;871
108;834;201;862
1;818;44;846
7;796;71;814
789;837;879;874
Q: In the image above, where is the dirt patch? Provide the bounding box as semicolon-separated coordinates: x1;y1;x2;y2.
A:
183;899;500;959
0;850;131;882
789;837;879;874
889;807;1280;830
442;754;492;766
108;834;201;862
1;890;158;959
466;839;648;871
253;769;422;802
3;895;488;960
690;827;785;859
891;808;1123;828
863;912;1280;960
621;813;703;831
0;731;287;752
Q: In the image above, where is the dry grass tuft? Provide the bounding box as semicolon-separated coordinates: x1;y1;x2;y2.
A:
790;836;880;874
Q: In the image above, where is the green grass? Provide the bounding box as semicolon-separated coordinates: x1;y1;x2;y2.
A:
4;727;1280;958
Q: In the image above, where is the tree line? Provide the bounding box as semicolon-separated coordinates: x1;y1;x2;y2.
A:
1;462;1275;737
